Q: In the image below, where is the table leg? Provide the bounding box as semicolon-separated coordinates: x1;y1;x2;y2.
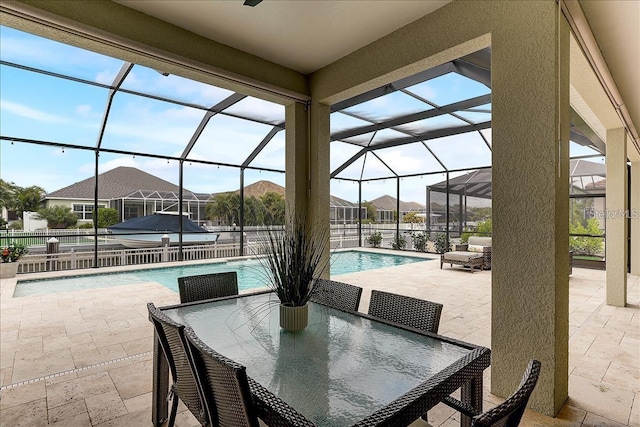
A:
152;332;169;427
460;372;483;427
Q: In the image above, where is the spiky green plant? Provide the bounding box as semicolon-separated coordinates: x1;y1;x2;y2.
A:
257;215;330;307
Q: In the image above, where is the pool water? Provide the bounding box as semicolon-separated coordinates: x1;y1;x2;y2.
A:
14;251;431;297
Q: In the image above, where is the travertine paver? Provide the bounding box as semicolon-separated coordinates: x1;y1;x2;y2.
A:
0;252;638;426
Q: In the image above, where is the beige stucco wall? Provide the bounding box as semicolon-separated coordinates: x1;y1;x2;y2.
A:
606;128;628;306
632;162;640;276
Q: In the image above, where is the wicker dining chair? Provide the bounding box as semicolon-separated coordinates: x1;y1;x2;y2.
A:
183;327;316;427
147;303;208;427
444;359;541;427
367;290;443;334
310;278;363;312
178;271;238;303
183;326;260;427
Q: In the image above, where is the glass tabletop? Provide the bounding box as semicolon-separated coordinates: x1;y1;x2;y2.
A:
164;292;472;427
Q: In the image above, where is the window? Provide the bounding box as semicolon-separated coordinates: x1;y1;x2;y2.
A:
72;204;105;220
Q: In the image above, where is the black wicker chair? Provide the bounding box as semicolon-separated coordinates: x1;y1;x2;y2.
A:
444;359;542;427
184;327;315;427
178;271;238;303
310;278;363;312
367;290;443;334
147;303;208;427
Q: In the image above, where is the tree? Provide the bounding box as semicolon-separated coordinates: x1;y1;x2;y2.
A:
96;208;120;228
402;211;422;223
36;206;78;229
0;179;19;212
206;192;240;225
243;196;265;226
261;192;285;225
15;185;45;216
362;201;377;223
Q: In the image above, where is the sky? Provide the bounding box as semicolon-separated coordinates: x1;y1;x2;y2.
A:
0;25;602;205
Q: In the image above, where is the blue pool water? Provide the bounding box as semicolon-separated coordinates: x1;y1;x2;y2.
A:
14;251;431;297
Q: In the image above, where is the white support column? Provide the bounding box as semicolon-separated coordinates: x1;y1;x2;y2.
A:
605;128;628;306
631;161;640;276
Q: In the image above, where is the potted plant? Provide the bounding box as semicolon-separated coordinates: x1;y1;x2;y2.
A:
366;231;382;248
434;232;451;254
257;215;330;332
1;243;29;279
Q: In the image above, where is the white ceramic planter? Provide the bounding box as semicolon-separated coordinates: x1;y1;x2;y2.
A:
279;304;308;332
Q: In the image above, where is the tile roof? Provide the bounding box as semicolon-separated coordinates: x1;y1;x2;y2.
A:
370;194;425;211
45;166;197;199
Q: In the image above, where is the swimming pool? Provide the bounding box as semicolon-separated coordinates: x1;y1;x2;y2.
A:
14;251;431;297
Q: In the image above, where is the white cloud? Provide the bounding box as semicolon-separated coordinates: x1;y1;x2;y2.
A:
76;104;94;117
0;100;69;123
95;70;118;85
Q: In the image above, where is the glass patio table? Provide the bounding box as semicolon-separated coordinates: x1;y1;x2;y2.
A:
152;291;491;427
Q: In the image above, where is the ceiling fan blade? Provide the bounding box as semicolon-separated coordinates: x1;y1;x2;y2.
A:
243;0;263;6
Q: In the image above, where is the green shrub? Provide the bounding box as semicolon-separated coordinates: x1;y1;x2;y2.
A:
434;232;451;254
460;228;474;244
476;219;492;236
391;233;407;250
366;231;382;248
570;218;603;256
411;232;428;252
8;220;23;230
97;208;120;228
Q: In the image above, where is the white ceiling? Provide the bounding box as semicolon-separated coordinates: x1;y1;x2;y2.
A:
115;0;451;74
116;0;638;147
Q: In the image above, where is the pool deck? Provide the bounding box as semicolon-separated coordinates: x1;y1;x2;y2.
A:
1;248;638;426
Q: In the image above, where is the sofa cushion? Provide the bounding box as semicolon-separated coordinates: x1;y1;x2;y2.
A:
468;236;492;247
467;244;484;253
443;251;483;262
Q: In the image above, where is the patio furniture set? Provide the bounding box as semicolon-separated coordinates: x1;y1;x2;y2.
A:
149;271;540;427
440;236;492;273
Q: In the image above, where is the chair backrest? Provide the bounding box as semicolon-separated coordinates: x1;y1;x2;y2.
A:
147;303;207;425
178;271;238;303
310;278;363;312
468;236;492;247
472;359;541;427
367;290;443;334
184;327;260;427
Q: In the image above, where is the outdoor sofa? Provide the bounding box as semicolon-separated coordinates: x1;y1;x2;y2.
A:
440;236;492;272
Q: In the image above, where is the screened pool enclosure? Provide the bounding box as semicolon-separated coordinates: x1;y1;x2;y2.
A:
0;25;607;268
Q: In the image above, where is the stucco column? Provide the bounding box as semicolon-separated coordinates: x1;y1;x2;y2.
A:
285;101;331;221
632;162;640;276
285;101;331;278
605;128;628;305
491;3;569;416
285;102;310;218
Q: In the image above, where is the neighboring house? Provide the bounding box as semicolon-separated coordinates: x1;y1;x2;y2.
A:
369;195;426;223
43;167;211;224
330;195;365;224
43;167;369;226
